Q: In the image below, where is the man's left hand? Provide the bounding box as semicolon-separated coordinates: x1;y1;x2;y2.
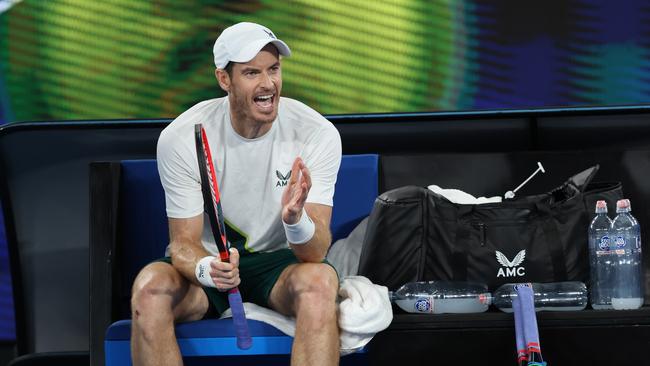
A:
281;157;311;224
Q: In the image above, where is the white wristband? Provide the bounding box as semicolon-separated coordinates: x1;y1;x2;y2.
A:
283;209;316;245
195;256;217;288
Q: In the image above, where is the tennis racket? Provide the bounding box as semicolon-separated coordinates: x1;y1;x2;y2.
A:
194;123;252;350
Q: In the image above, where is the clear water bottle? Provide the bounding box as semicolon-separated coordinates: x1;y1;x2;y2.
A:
588;200;614;310
492;281;587;312
611;199;644;310
389;281;491;314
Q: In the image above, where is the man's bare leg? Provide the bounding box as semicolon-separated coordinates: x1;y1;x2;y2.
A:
130;262;210;366
269;262;340;366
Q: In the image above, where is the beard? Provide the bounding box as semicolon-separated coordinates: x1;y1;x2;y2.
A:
228;87;278;127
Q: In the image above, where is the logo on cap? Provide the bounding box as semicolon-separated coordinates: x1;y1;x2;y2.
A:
264;29;276;39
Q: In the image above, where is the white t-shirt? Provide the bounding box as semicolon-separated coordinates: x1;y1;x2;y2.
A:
157;96;342;255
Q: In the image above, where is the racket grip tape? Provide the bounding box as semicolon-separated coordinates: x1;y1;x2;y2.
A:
228;288;252;350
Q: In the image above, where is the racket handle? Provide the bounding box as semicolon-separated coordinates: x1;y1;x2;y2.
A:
228;288;252;350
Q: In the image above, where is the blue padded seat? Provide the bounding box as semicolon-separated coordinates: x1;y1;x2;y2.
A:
105;319;292;365
105;154;379;365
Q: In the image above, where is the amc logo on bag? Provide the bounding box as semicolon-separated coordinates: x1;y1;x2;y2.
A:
495;250;526;278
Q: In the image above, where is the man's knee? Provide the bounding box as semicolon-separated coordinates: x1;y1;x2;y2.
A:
290;263;338;308
131;263;185;319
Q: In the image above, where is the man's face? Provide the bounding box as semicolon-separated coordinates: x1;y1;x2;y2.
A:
222;44;283;127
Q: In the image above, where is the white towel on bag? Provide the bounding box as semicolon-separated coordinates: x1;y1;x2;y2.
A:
428;184;502;204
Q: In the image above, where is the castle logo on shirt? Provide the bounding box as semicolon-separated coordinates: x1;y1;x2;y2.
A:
276;170;291;187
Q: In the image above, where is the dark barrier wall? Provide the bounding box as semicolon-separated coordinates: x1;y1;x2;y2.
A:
0;122;164;354
0;72;14;341
2;106;650;357
0;208;14;341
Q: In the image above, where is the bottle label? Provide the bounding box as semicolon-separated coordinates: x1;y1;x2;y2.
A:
614;235;626;249
598;235;612;250
414;296;434;313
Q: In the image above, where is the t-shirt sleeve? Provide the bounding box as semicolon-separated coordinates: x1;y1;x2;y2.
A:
304;124;342;206
156;129;204;219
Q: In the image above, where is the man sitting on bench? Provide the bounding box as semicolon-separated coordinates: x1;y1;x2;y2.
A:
129;22;342;366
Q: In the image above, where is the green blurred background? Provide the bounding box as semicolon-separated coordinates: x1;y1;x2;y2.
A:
0;0;469;121
1;0;650;122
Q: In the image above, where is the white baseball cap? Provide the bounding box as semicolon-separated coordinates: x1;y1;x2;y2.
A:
213;22;291;69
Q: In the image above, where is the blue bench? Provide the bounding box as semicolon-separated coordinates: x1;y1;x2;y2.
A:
101;154;379;365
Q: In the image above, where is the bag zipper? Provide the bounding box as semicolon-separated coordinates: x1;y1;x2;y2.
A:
471;220;529;247
475;222;486;246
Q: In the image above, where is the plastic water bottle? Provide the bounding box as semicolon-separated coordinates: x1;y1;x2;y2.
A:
389;281;491;314
492;282;587;312
588;200;615;310
611;199;644;310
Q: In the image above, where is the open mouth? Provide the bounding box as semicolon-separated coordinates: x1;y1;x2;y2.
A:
254;93;274;110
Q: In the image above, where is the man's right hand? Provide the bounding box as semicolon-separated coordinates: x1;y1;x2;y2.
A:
207;248;241;291
169;215;241;291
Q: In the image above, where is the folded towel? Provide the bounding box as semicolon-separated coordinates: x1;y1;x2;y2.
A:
220;276;392;355
428;184;502;204
338;275;393;352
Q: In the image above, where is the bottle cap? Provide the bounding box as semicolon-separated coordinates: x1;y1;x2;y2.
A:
616;199;631;212
595;200;607;213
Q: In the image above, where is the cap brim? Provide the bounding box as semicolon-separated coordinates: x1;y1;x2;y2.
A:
230;39;292;64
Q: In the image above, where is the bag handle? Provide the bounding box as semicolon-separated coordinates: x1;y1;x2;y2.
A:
451;206;474;281
535;202;568;281
452;224;470;281
569;164;600;193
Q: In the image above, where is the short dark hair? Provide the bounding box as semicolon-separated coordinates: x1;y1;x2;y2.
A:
224;62;234;78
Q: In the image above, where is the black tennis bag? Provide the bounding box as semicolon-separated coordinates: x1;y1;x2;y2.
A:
357;165;623;291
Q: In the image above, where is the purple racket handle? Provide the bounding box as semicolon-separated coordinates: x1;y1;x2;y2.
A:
228;288;252;350
512;296;527;365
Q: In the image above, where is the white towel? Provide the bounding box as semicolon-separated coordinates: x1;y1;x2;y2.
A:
428;184;502;204
220;276;392;355
337;276;393;353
